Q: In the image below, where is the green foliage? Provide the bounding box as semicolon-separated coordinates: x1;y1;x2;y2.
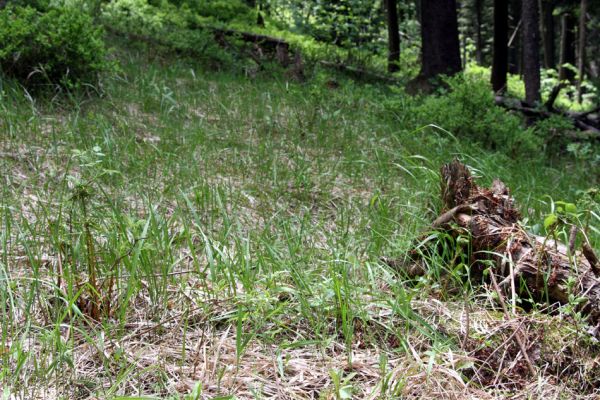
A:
145;0;255;24
532;114;575;154
410;75;543;156
540;67;599;111
539;190;600;250
0;5;108;89
101;0;235;66
269;0;387;51
193;0;255;23
102;0;175;33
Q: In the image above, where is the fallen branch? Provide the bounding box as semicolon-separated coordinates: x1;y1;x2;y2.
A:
544;83;564;111
495;95;600;135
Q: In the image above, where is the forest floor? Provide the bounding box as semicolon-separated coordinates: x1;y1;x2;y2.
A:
1;48;599;399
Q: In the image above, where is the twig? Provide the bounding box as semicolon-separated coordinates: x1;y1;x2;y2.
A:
489;270;537;376
582;242;600;276
568;225;578;256
544;83;564;111
432;204;477;228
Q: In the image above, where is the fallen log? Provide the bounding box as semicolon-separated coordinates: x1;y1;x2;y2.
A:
402;160;600;332
495;95;600;135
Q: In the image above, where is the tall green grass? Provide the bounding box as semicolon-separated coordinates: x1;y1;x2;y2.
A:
0;48;598;398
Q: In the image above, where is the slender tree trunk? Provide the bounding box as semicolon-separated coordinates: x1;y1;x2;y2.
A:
577;0;587;103
386;0;401;73
522;0;541;104
540;0;556;68
508;0;522;74
475;0;484;64
559;13;576;81
419;0;461;78
491;0;509;92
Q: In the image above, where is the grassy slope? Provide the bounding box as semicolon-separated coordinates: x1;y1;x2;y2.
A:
1;49;599;399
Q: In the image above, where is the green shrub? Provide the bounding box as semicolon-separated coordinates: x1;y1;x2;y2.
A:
101;0;235;67
102;0;176;34
194;0;254;23
410;75;543;156
0;5;108;89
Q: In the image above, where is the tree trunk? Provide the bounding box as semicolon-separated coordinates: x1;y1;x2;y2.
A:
475;0;484;65
386;0;401;73
540;0;556;68
419;0;461;79
577;0;587;103
508;0;522;74
491;0;509;92
559;13;576;82
522;0;541;105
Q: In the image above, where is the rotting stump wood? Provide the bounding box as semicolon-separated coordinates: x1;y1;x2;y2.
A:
400;159;600;334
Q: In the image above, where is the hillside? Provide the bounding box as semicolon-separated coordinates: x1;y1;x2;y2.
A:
1;43;599;398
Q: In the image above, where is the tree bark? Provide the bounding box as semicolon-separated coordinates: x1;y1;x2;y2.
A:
418;0;462;79
577;0;587;103
491;0;509;93
475;0;484;65
559;12;576;82
540;0;556;68
508;0;522;75
386;0;401;73
522;0;541;105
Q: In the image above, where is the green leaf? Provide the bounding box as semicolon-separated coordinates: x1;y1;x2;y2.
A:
544;214;558;230
339;386;353;399
565;203;577;213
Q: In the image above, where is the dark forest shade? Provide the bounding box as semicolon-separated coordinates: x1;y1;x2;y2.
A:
491;0;508;92
540;0;556;68
559;12;576;81
577;0;587;103
508;0;522;75
385;0;400;73
419;0;461;78
522;0;541;104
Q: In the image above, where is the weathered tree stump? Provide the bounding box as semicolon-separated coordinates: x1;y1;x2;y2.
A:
409;160;600;332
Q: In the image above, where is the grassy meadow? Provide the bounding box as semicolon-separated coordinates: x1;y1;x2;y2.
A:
1;47;599;399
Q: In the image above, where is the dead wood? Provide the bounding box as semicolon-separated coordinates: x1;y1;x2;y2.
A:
495;95;600;135
406;159;600;331
544;83;564;111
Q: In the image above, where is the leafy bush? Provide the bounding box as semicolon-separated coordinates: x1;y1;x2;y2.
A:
408;75;543;156
103;0;177;33
101;0;235;66
193;0;254;23
0;5;108;89
274;0;387;52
